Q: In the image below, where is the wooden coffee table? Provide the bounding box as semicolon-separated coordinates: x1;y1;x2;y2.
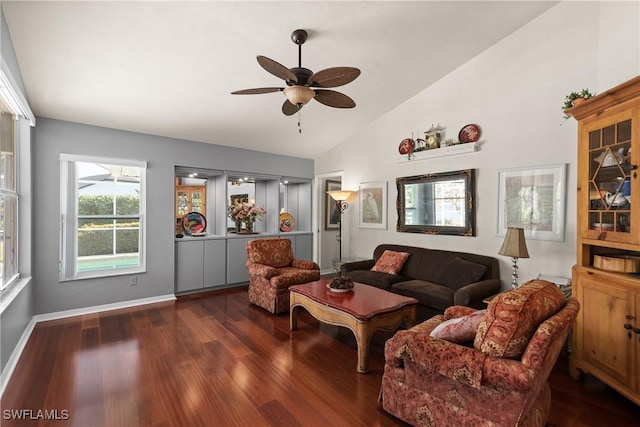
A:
289;280;418;373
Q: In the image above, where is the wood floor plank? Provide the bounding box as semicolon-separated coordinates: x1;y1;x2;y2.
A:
2;286;638;426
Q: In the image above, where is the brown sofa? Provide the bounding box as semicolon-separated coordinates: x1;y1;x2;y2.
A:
340;244;500;321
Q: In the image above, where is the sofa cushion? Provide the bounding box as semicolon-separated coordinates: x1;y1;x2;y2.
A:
373;244;426;278
391;280;454;312
348;270;408;291
432;257;487;290
371;250;410;275
474;279;566;359
430;309;487;343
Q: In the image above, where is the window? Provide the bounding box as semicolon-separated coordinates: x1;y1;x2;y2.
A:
60;155;146;280
0;97;18;290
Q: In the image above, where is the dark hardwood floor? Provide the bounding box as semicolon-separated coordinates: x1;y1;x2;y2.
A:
1;286;638;426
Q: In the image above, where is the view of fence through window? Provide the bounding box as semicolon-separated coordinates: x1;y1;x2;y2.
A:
404;179;466;226
77;162;141;272
433;179;466;226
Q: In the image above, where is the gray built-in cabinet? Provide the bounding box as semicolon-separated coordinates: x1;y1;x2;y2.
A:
174;168;313;295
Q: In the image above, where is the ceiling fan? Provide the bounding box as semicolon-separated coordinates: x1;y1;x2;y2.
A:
231;29;361;117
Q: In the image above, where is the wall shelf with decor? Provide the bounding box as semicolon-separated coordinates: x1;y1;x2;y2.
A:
395;142;477;163
174;166;313;295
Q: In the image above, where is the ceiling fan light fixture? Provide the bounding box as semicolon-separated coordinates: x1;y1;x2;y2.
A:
283;85;315;106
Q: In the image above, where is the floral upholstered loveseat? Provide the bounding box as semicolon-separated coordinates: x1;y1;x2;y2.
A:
246;238;320;314
380;279;580;427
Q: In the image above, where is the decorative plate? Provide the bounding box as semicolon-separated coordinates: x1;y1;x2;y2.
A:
182;212;207;235
326;284;353;293
279;212;295;232
458;124;481;143
398;138;415;155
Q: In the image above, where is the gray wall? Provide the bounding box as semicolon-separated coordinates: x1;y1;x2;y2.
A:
32;118;313;315
0;7;34;378
1;282;33;372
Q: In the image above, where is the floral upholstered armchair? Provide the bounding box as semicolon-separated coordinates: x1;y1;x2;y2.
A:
246;238;320;314
380;279;580;427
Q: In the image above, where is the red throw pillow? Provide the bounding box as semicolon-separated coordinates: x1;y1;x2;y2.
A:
430;309;487;343
370;250;410;275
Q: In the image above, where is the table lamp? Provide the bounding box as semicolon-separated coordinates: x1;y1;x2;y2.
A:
327;190;354;262
499;227;530;289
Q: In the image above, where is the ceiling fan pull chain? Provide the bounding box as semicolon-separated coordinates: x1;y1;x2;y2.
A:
298;108;302;134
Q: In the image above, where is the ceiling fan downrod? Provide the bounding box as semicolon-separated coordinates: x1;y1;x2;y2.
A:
291;29;307;69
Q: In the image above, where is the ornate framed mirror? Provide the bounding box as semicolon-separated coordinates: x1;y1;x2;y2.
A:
396;169;475;236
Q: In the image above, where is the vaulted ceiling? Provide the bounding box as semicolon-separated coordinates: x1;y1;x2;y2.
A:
3;1;557;159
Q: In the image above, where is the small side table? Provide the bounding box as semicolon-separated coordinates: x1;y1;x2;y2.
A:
331;258;366;270
482;292;501;305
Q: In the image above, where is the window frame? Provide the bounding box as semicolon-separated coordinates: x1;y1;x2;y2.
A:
60;154;147;281
0;100;19;291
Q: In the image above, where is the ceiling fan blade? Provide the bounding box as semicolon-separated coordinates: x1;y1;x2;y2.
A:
314;89;356;108
231;87;283;95
282;100;301;116
308;67;361;88
257;56;298;83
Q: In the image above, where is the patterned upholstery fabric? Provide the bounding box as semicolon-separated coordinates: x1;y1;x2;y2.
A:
246;238;320;314
370;250;410;275
380;280;580;427
475;279;566;359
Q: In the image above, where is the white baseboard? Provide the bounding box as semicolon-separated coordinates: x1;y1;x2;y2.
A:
0;293;176;398
33;294;176;323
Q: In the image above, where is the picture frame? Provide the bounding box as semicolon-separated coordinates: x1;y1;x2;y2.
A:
359;181;387;229
230;193;248;207
325;180;342;230
497;164;566;241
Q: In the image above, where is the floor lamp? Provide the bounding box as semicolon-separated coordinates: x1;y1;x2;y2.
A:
498;227;530;289
327;190;354;262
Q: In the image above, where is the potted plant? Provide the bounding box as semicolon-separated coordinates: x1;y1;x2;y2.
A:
563;88;595;118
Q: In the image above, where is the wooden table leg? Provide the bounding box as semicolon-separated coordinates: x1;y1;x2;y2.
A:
290;305;299;331
354;322;372;373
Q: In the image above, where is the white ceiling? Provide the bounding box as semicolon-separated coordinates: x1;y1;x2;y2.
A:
3;1;557;159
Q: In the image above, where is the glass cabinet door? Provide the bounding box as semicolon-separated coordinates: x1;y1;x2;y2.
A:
175;186;206;220
190;190;204;214
176;189;189;218
585;113;635;243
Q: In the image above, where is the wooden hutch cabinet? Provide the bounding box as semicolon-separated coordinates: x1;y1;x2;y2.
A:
175;185;206;220
568;75;640;406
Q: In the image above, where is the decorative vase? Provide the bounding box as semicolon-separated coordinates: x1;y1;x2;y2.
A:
572;97;586;107
235;220;242;233
244;220;254;233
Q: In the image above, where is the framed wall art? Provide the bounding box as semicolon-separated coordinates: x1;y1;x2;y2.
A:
359;181;387;229
230;193;248;207
325;180;341;230
497;164;567;241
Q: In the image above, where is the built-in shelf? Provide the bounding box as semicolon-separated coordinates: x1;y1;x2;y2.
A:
395;142;477;163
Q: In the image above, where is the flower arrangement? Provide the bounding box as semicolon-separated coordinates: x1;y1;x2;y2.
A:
227;202;266;232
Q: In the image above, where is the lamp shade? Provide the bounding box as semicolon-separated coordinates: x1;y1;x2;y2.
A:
283;86;315;106
327;190;354;202
499;227;530;258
